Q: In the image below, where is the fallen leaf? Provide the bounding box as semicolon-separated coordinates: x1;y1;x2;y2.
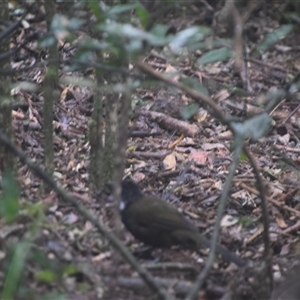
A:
188;150;207;164
163;152;176;170
214;89;230;102
221;215;238;227
133;172;146;182
201;143;226;150
168;134;184;149
274;212;288;228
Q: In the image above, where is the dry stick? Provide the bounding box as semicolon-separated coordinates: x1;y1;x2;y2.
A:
248;57;288;73
139;110;199;137
243;147;273;287
272;144;300;171
240;182;300;217
268;199;300;217
144;262;197;273
276;189;298;203
282;220;300;234
0;132;170;300
117;276;193;296
128;150;172;159
186;143;244;300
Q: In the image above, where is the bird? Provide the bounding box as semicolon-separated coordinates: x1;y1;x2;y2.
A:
120;179;246;267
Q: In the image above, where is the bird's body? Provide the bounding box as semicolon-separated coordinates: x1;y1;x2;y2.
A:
120;180;246;267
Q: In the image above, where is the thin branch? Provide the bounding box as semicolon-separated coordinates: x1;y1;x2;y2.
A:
243;146;273;287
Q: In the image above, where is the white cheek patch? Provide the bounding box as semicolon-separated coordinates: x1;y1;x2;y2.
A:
119;201;126;211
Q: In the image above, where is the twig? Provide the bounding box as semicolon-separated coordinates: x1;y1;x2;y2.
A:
240;182;300;217
128;150;173;159
129;130;161;138
276;189;298;203
116;276;193;297
139;110;199;137
144;262;197;273
283;103;300;125
243;147;273;287
282;220;300;234
247;57;288;73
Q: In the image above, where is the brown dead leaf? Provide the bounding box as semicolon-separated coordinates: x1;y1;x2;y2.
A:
133;172;146;182
213;180;223;190
92;252;111;262
274;212;288;229
245;225;264;245
207;154;214;165
219;130;232;138
214;89;230;102
60;86;74;102
218;148;229;158
201;143;226;150
168;134;184;149
163;152;176;170
178;137;196;146
194;108;208;123
278;133;290;145
188;150;208;164
165;64;177;73
165;64;180;81
12;110;25;119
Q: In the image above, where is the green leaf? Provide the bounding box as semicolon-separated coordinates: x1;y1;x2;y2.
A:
135;6;150;28
40;293;67;300
87;0;104;21
150;24;170;38
254;24;294;56
0;172;19;222
239;150;247;161
63;264;78;275
99;22;171;47
197;38;231;50
39;36;56;48
180;103;199;120
2;240;31;300
238;217;256;227
197;47;232;65
179;77;209;95
107;3;141;17
23;202;44;217
170;26;211;53
35;270;57;283
284;12;300;23
231;113;273;141
50;14;84;40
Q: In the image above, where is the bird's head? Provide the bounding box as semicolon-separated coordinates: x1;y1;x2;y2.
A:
120;179;142;211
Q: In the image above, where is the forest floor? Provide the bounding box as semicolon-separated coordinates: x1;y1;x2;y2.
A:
2;2;300;300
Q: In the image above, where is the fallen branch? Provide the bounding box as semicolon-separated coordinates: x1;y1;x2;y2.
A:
139;110;199;137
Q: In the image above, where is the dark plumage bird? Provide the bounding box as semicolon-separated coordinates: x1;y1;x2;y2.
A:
120;179;246;267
